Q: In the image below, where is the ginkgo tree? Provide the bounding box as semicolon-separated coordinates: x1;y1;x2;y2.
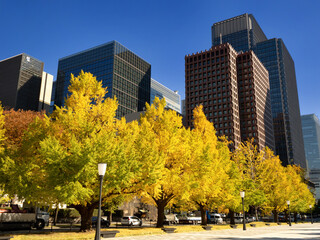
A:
284;165;315;221
0;109;46;205
39;71;157;231
0;105;7;204
0;71;157;231
139;97;193;228
259;148;290;222
187;105;234;225
3;109;44;151
0;104;4;154
232;139;268;220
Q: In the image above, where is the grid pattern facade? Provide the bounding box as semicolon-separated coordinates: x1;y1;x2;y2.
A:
212;14;267;52
151;78;181;113
211;13;306;168
237;51;275;150
185;43;241;149
301;114;320;199
55;41;151;118
0;53;44;111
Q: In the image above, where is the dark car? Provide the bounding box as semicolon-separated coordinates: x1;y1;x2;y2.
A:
92;216;110;228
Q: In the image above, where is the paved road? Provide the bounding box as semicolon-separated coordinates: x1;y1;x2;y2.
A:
110;223;320;240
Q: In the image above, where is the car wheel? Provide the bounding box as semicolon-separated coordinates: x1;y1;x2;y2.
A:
130;222;133;226
139;221;142;226
35;219;45;230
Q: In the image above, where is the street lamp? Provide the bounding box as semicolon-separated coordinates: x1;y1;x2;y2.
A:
286;200;291;227
240;191;246;231
94;163;107;240
309;205;313;224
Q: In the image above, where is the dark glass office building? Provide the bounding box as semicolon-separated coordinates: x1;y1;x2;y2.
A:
212;13;267;52
301;114;320;199
212;14;306;168
55;41;151;118
0;53;53;112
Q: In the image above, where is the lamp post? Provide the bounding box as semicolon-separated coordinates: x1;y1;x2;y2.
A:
309;205;313;224
240;191;246;231
94;163;107;240
286;200;291;227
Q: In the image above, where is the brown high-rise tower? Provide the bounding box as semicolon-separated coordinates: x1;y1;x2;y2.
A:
237;51;275;150
185;43;241;149
185;43;275;150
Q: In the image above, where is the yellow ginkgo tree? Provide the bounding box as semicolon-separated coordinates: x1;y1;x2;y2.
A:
0;104;8;204
0;104;4;154
259;148;290;222
139;97;193;228
187;105;234;225
1;71;155;231
285;165;315;221
232;139;268;220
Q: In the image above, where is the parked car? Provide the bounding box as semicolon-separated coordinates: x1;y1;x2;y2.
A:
121;216;142;226
92;216;110;228
278;214;294;222
164;214;179;225
247;216;256;222
234;216;244;223
209;213;223;224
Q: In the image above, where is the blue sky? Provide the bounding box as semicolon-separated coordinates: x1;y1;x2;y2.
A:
1;0;319;117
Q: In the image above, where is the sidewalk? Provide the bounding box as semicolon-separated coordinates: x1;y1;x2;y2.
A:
109;223;320;240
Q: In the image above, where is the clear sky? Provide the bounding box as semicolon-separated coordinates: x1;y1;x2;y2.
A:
1;0;319;117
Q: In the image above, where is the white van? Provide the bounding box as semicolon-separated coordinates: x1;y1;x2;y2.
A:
209;213;223;224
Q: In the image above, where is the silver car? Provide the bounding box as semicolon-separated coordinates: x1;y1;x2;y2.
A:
121;216;142;226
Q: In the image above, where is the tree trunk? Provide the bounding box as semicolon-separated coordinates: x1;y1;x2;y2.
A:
254;206;258;221
74;204;96;232
229;209;235;225
108;211;112;222
54;205;59;226
156;200;166;228
294;212;298;223
273;209;278;223
199;204;207;226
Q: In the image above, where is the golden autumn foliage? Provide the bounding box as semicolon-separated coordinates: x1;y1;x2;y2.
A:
3;109;44;149
0;72;315;229
0;108;45;204
232;139;268;218
36;71;156;231
232;139;315;221
187;105;235;225
285;165;315;213
0;104;5;154
139;97;195;227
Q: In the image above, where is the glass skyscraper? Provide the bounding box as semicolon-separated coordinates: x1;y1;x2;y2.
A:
212;14;306;169
212;14;267;52
151;78;181;113
0;53;53;112
55;41;151;118
301;114;320;199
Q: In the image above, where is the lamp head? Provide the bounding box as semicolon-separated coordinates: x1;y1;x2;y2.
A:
286;200;290;205
98;163;107;176
240;191;245;198
309;204;312;209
